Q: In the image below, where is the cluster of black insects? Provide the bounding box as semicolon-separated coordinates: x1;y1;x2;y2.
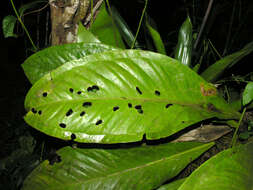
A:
30;85;173;141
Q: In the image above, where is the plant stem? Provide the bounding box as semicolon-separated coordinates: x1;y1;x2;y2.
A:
193;0;213;50
90;0;93;25
10;0;37;51
131;0;148;49
231;107;246;148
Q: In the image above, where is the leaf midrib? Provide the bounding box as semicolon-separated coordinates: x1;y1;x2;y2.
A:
28;97;204;109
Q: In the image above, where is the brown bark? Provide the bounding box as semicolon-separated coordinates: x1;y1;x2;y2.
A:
49;0;90;45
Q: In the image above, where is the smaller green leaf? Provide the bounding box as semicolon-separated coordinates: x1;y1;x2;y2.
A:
243;82;253;106
201;41;253;82
22;142;214;190
157;178;186;190
2;15;18;38
77;22;101;43
111;6;140;48
175;16;192;67
145;14;166;55
178;141;253;190
90;2;125;48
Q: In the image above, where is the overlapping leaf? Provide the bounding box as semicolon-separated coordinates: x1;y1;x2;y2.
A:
175;16;192;67
22;42;117;84
24;50;239;143
201;41;253;82
89;2;125;48
145;14;166;55
22;142;213;190
178;141;253;190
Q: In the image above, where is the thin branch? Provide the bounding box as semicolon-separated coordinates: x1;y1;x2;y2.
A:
193;0;214;50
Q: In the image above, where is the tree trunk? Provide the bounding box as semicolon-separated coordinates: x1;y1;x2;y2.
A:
49;0;90;45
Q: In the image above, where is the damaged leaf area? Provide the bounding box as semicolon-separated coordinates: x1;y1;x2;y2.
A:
200;83;217;96
24;50;239;143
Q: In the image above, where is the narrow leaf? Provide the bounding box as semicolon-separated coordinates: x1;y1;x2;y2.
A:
201;41;253;82
110;6;140;48
145;15;166;55
2;15;18;38
175;16;192;67
22;142;214;190
178;141;253;190
242;82;253;106
24;50;239;143
22;42;117;84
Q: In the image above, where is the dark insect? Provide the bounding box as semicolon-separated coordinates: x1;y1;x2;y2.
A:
136;86;142;95
77;91;82;95
31;108;37;114
87;86;93;92
128;103;132;108
59;123;66;128
71;133;76;140
66;109;73;116
165;104;173;108
38;110;42;115
155;90;160;96
42;92;48;97
80;111;85;116
95;119;103;125
87;85;99;92
135;105;142;109
113;106;119;111
83;102;92;107
69;88;74;93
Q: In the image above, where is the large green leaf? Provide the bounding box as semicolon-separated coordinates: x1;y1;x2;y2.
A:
178;141;253;190
24;50;239;143
22;142;214;190
201;41;253;82
90;2;125;49
22;42;117;84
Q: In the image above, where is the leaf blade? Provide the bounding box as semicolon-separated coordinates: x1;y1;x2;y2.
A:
201;41;253;82
22;142;214;190
2;15;18;38
174;16;193;67
24;50;239;143
178;141;253;190
242;82;253;106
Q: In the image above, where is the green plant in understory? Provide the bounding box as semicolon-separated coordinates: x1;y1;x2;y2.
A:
19;1;253;189
21;40;253;189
